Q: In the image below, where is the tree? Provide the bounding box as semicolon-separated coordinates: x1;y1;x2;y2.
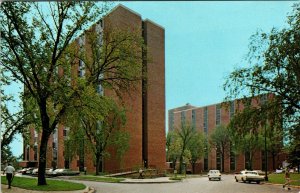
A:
0;68;32;149
166;131;181;170
177;123;195;174
187;132;205;174
61;16;144;175
228;105;265;170
223;3;300;167
167;123;206;174
210;125;231;172
65;97;130;175
285;124;300;173
1;2;144;185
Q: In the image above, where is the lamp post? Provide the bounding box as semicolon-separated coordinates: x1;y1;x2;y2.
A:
264;123;268;181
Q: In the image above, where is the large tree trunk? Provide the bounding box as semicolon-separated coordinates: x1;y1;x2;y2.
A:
221;152;225;173
172;159;176;170
37;129;51;185
179;156;183;174
249;152;253;171
192;162;196;174
272;152;276;171
37;100;51;185
95;152;101;175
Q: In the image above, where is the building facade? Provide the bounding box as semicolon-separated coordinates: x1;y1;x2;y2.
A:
21;5;166;173
168;96;285;173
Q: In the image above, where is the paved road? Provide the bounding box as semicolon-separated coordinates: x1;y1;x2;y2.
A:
76;175;300;193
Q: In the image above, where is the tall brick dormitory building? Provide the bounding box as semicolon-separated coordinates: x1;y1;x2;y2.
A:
21;5;166;173
168;95;286;173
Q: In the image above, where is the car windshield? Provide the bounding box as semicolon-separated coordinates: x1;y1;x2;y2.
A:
245;171;257;175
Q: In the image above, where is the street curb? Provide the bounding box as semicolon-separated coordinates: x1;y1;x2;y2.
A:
119;180;180;184
83;186;96;193
264;183;300;189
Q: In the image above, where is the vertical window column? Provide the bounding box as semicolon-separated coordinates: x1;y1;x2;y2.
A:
216;104;221;126
53;128;58;167
230;143;236;171
229;101;235;119
34;130;38;161
203;107;208;134
78;35;86;77
181;111;186;126
169;111;174;131
192;109;196;128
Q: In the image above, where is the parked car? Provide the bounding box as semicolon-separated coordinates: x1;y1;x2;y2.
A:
235;170;264;184
21;167;34;175
19;168;28;174
208;170;221;181
275;169;283;174
45;168;57;177
53;168;80;176
31;168;39;175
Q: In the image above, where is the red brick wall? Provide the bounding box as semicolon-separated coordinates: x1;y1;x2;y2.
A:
169;95;286;173
103;5;143;172
143;20;166;172
22;5;166;174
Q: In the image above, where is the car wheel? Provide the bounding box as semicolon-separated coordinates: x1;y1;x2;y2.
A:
256;181;260;184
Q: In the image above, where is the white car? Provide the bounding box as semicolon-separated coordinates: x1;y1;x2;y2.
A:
208;170;221;181
53;168;80;176
235;170;264;184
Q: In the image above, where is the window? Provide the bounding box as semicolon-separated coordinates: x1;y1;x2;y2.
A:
229;101;235;119
95;20;104;46
230;144;236;171
64;55;72;86
244;98;251;107
181;111;186;125
216;147;221;170
203;107;208;134
78;60;85;77
192;109;196;128
260;94;268;105
216;104;221;125
78;35;86;77
204;142;209;171
34;130;38;144
245;152;250;170
261;151;266;171
204;158;208;171
97;73;104;95
169;111;174;131
34;145;38;161
53;128;58;161
26;145;30;160
63;127;70;138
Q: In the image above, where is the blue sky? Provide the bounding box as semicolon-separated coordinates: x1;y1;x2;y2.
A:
7;1;296;156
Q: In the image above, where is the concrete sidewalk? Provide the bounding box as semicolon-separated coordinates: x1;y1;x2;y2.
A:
0;185;94;193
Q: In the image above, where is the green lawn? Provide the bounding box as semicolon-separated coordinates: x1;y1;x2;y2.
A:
71;175;125;183
268;173;300;186
1;176;86;191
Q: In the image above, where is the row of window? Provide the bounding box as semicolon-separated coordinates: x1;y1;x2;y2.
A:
77;20;104;96
170;102;236;132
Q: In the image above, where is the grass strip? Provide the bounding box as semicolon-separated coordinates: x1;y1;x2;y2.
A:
1;176;86;191
268;173;300;186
